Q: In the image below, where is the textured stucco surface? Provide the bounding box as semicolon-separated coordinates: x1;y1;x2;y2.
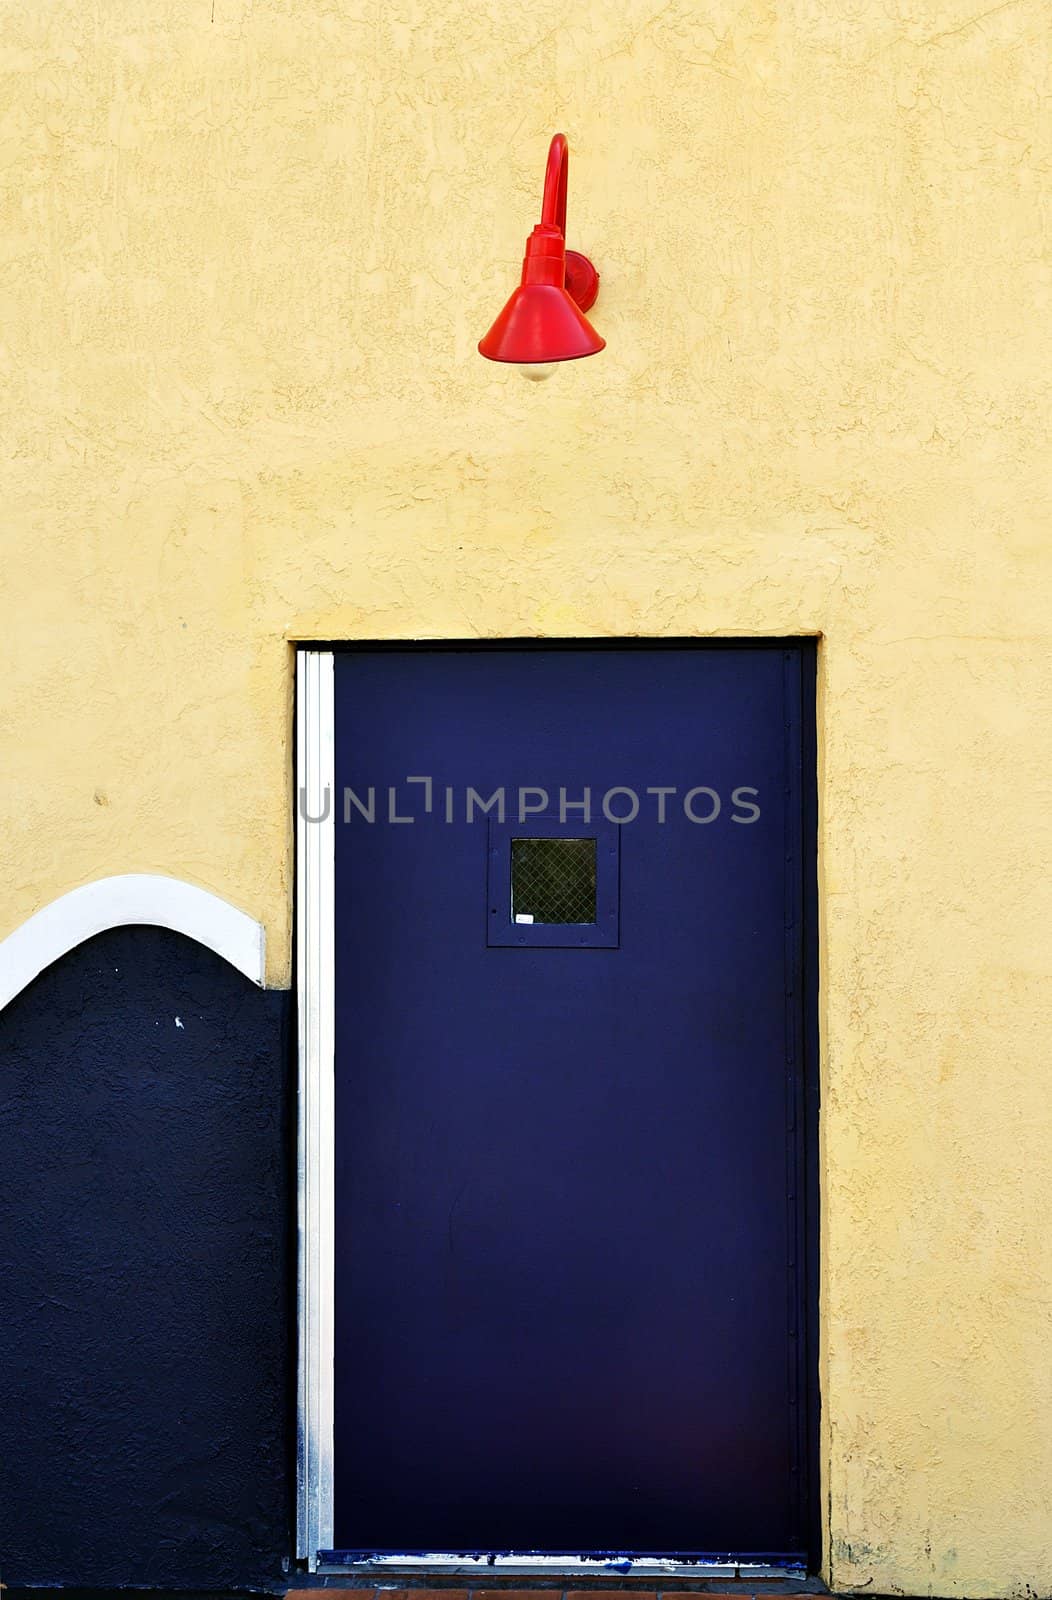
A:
1;0;1050;1593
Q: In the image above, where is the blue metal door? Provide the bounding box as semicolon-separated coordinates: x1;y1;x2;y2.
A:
331;643;814;1562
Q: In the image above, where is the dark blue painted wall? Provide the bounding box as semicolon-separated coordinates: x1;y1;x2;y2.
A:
0;926;291;1592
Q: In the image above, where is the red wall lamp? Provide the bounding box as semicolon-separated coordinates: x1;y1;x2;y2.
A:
479;133;604;380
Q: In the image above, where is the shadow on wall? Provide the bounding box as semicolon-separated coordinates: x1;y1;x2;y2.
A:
0;925;291;1591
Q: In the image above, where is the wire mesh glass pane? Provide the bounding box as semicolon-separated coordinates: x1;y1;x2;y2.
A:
511;837;597;925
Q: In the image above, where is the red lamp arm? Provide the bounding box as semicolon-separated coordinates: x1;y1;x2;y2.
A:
538;132;598;314
541;133;569;236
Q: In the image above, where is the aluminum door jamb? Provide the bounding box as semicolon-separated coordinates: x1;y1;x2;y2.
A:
296;648;335;1569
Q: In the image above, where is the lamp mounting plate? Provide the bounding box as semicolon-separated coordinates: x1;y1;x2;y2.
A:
565;250;600;314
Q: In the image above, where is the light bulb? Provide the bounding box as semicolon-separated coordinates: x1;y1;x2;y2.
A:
517;363;556;382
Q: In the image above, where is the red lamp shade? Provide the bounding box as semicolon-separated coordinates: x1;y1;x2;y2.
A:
479;135;604;366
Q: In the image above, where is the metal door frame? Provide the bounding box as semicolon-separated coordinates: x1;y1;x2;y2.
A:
296;649;336;1566
295;640;820;1578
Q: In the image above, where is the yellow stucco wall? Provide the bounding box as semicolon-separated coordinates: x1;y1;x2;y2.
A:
2;0;1050;1592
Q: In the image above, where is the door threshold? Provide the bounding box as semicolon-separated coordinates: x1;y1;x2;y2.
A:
316;1554;809;1579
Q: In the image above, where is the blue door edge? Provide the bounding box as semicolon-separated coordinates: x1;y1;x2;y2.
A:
799;641;822;1575
296;636;822;1575
313;634;820;656
781;642;822;1572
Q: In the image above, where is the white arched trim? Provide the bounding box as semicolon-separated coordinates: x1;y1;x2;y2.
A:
0;874;267;1012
